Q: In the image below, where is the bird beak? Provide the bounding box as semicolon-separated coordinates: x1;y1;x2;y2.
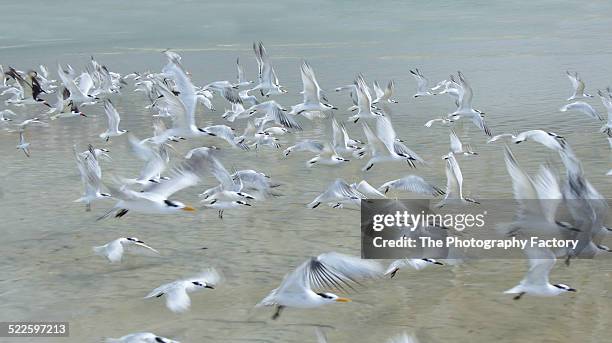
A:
568;288;577;292
205;285;215;289
182;206;196;212
335;297;351;303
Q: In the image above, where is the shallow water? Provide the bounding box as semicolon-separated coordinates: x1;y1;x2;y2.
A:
0;1;611;342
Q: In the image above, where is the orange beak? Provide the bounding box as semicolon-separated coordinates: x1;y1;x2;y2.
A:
335;297;351;303
182;206;196;212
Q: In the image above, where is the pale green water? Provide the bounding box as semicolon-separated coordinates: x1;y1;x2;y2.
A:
0;1;611;342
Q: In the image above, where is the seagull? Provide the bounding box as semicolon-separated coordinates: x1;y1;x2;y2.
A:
105;332;180;343
378;175;445;196
384;258;444;278
361;117;422;171
99;99;127;141
566;70;592;101
145;268;221;313
251;42;287;96
505;247;576;300
256;252;382;319
560;101;602;121
74;145;110;211
348;74;383;123
289;60;336;118
16;130;31;157
372;80;398;104
93;237;159;263
488;129;567;152
597;89;612;136
409;69;433;97
307;179;364;209
449;129;477;155
447;71;492;136
436;153;479;207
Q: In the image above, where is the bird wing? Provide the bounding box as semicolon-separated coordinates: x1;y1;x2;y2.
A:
103;99;121;132
146;169;199;199
163;58;197;126
375;116;398;155
76;72;94;96
300;60;319;104
306;252;383;292
165;285;191;313
523;247;555;286
381;175;444;196
449;129;463;154
533;164;562;223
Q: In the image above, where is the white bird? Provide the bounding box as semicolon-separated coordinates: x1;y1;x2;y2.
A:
251;42;287;96
308;179;364;209
289;60;336;118
99;99;127;141
361;117;422;171
124;134;168;185
449;129;477;155
386;333;420;343
597;89;612;136
488;129;567;152
93;237;159;263
16;130;31;157
500;146;578;238
74;145;110;211
566;70;592;101
560;101;602;121
145;268;221;313
202;199;252;218
57;64;98;105
97;154;205;219
372;80;398;104
105;332;179;343
201;124;249;150
0;109;16;122
306;143;350;167
350;180;386;199
409;68;433;97
284;139;325;156
348;74;383;123
332;117;365;157
248;100;302;130
504;247;576;300
384;258;443;278
256;252;382;319
378;175;445;196
448;71;492;136
235;57;253;87
436;153;479;207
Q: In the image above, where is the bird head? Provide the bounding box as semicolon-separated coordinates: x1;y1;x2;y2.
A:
164;199;196;212
316;292;351;303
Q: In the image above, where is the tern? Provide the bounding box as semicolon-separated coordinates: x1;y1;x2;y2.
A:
248;100;302;130
378;175;445;196
449;129;477;155
251;42;287;96
93;237;159;263
348;74;383;123
74;145;110;211
372;80;398;104
105;332;180;343
256;252;382;319
307;179;364;208
100;99;127;141
361;117;423;171
436;153;479;207
597;89;612;136
384;258;444;278
447;71;492;136
289;60;336;118
331;117;365;157
57;64;98;105
145;268;221;313
505;247;576;300
566;70;592;101
488;129;567;152
560;101;602;121
16;130;31;157
409;68;433;97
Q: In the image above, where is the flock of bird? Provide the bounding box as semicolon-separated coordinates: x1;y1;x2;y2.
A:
1;41;611;343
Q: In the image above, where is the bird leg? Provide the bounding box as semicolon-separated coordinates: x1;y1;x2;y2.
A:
272;305;284;320
513;292;525;300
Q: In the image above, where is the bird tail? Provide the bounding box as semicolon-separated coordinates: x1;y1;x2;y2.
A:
600;125;612;137
92;246;106;257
